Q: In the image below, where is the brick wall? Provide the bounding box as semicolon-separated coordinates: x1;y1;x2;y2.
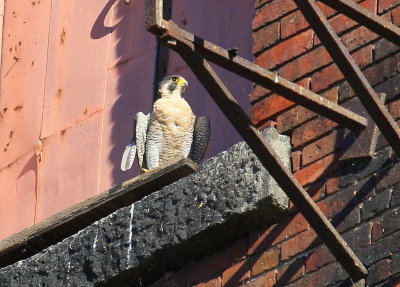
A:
150;0;400;286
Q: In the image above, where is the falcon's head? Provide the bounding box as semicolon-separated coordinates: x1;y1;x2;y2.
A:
158;75;188;98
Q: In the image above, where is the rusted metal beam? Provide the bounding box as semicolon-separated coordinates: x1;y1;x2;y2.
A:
296;0;400;158
144;0;164;33
158;31;368;282
319;0;400;46
162;21;368;132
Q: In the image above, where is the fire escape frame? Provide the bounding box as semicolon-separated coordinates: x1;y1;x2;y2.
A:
145;0;400;283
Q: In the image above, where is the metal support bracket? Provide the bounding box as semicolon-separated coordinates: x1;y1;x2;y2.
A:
341;94;386;162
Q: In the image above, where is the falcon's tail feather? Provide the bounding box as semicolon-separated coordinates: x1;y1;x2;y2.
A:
121;141;137;171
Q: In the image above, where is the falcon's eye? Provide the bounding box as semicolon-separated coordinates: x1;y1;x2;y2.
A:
171;77;177;82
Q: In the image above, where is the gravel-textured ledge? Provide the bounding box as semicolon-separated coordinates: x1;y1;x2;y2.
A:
0;128;290;287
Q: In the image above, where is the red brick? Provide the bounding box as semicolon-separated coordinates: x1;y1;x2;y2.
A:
276;258;305;283
393;5;400;24
371;217;384;241
279;46;332;81
250;78;311;124
341;26;379;51
379;0;400;13
243;270;276;287
230;239;248;262
365;54;400;86
326;176;342;195
222;261;250;286
367;259;391;285
257;120;277;131
248;213;310;255
255;0;272;9
302;131;340;165
305;180;326;201
294;154;336;186
252;0;297;30
280;229;318;260
314;0;377;45
194;277;222;287
250;85;269;103
150;271;186;287
311;64;344;93
277;105;315;133
291;117;338;148
250;95;295;126
253;22;280;54
316;186;359;219
389;100;400;119
276;87;337;133
188;250;231;284
251;247;280;275
281;11;309;39
255;30;314;70
311;46;373;92
305;246;335;272
291;262;347;286
291;151;302;172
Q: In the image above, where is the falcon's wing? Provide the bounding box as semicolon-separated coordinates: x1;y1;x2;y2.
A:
189;116;211;163
135;112;150;169
120;112;149;171
145;119;163;170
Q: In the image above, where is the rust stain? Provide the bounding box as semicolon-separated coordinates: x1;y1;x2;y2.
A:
31;61;35;66
0;113;3;122
4;108;8;113
31;2;36;6
83;107;88;115
60;28;66;44
35;140;43;162
56;89;62;98
14;105;23;111
9;131;14;139
60;129;66;136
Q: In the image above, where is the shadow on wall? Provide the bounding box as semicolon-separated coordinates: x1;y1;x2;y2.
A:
91;0;156;188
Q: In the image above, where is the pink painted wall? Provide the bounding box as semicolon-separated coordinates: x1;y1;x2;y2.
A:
0;0;254;240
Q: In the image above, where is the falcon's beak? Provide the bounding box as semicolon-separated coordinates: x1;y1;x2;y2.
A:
177;77;188;93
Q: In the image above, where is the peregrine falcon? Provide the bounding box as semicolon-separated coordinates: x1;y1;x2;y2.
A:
121;75;211;172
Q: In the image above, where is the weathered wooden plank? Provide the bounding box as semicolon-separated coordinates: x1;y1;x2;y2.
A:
0;157;197;268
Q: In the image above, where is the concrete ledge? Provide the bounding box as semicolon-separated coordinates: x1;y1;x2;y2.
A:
0;128;290;287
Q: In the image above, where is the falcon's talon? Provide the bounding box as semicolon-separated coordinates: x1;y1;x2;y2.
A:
141;168;149;173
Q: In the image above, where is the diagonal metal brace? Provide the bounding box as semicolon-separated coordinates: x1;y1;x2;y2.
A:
157;31;368;282
164;21;368;133
296;0;400;159
319;0;400;46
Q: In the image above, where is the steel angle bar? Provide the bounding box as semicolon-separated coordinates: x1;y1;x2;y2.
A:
162;21;368;132
296;0;400;158
158;32;368;282
319;0;400;46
